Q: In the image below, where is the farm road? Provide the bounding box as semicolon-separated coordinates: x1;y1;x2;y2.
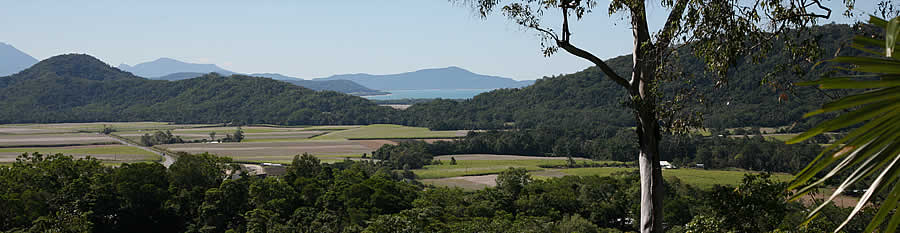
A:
103;134;174;168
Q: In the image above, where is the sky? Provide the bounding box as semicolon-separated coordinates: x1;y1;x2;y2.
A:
0;0;879;80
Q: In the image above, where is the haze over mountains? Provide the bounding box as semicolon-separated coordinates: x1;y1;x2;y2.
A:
117;58;236;77
1;43;536;98
0;42;38;76
0;54;395;124
118;56;533;92
154;72;387;95
316;66;534;90
0;24;855;127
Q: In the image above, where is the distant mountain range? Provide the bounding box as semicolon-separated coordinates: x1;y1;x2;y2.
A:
117;58;236;77
0;54;396;124
118;58;387;95
0;42;38;76
158;72;387;95
0;43;536;96
316;66;534;90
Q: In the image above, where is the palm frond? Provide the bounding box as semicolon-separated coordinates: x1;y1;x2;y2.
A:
788;15;900;233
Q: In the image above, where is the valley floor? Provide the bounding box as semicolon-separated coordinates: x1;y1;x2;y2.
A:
0;122;807;191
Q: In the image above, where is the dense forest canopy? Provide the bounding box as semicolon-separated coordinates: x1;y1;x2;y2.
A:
0;153;875;232
399;24;858;132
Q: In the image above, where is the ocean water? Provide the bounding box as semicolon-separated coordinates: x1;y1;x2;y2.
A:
363;89;495;100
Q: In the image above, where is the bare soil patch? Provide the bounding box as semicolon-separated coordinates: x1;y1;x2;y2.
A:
0;133;116;146
0;127;70;134
797;191;864;208
355;140;397;150
530;169;569;177
423;174;499;190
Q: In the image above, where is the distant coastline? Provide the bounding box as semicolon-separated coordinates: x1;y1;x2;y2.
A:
362;88;496;100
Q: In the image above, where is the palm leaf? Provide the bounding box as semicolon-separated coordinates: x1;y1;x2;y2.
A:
788;15;900;233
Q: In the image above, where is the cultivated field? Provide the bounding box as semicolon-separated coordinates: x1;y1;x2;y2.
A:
158;140;375;163
0;122;215;164
313;124;465;140
114;126;329;143
0;145;159;163
419;154;793;190
0;133;117;147
416;154;595;179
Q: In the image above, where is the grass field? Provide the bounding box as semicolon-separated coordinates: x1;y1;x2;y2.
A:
556;167;792;189
114;126;328;142
0;145;156;155
415;157;597;179
0;123;378;165
423;167;793;190
159;140;375;163
0;145;160;163
418;154;793;190
6;122;217;134
0;133;117;147
313;124;463;140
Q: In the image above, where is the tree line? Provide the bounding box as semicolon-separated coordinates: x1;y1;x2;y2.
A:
0;153;877;232
372;129;823;173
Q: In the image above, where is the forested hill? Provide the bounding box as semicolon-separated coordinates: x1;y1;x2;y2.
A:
250;73;389;96
0;54;397;125
155;72;389;96
400;24;857;131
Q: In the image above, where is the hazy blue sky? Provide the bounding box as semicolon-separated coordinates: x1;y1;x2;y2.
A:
0;0;876;80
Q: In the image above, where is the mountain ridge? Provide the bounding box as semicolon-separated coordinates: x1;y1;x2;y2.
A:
400;24;858;131
156;72;388;96
316;66;534;90
117;57;236;78
0;42;39;77
0;54;396;125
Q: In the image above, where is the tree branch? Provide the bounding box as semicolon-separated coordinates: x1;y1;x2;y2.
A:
557;41;631;88
553;2;629;89
657;0;689;49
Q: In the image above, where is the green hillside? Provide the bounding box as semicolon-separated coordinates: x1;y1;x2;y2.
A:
400;24;857;132
0;54;397;125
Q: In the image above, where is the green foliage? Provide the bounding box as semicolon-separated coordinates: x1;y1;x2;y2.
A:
399;25;859;133
222;127;245;143
375;129;822;173
496;167;531;196
101;124;115;134
140;130;184;146
0;154;874;232
372;141;434;169
788;15;900;233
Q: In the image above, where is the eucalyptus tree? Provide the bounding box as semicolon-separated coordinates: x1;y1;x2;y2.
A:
452;0;843;232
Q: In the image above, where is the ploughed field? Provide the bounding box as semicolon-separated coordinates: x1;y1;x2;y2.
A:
0;122;184;164
115;126;333;143
150;124;467;163
0;123;464;165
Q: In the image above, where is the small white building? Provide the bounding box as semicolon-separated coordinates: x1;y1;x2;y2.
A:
660;161;677;169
